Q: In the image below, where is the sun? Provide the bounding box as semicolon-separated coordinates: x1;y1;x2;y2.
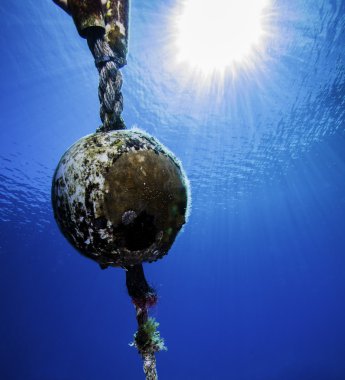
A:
173;0;271;74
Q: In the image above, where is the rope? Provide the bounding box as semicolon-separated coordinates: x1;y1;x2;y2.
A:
137;308;159;380
126;265;166;380
87;32;126;132
143;348;158;380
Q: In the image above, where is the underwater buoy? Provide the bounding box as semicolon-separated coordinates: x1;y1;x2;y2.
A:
52;1;190;379
52;130;189;269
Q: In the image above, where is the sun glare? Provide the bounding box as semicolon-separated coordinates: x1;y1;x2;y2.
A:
174;0;271;74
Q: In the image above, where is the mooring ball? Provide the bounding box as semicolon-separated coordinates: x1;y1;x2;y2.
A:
52;129;190;268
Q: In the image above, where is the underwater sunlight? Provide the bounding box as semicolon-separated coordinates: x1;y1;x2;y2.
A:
173;0;272;76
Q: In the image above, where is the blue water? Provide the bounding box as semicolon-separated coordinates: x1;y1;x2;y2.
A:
1;0;345;379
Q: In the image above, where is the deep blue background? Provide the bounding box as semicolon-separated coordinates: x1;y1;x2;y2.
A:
1;0;345;379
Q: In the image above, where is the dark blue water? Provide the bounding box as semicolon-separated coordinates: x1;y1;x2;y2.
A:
1;0;345;379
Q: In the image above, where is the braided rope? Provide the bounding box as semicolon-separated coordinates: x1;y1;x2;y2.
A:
143;351;158;380
88;35;126;131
